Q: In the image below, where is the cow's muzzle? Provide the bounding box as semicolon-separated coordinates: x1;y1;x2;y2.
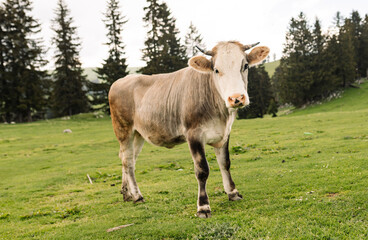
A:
227;93;248;108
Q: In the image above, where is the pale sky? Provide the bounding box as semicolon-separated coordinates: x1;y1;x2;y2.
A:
3;0;368;68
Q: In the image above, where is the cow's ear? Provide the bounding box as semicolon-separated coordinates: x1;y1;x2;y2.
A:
188;56;212;73
247;46;270;66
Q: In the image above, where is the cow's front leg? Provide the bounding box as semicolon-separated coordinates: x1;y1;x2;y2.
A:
188;137;211;218
119;133;144;203
214;135;243;201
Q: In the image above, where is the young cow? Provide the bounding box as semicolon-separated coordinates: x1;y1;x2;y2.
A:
109;41;269;218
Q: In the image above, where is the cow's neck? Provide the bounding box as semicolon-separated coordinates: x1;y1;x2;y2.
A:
181;69;229;128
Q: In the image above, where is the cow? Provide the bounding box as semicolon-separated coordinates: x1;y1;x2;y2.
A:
108;41;270;218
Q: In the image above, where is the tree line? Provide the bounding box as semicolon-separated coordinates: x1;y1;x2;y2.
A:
0;0;204;122
272;11;368;107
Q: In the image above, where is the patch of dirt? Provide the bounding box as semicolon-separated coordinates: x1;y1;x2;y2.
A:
326;192;339;198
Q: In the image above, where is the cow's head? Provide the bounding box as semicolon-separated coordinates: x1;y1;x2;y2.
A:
188;41;269;109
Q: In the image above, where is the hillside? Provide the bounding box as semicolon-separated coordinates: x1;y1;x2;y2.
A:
264;60;280;77
289;80;368;116
0;82;367;239
83;67;140;83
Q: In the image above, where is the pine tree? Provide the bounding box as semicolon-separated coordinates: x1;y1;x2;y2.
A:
238;65;276;119
139;0;187;74
338;19;356;87
139;0;161;74
90;0;129;113
324;34;343;90
308;18;336;99
309;18;324;97
360;15;368;77
325;12;351;89
332;11;343;34
51;0;89;117
184;22;204;58
276;12;314;107
0;6;5;121
350;11;363;77
1;0;49;122
271;59;287;104
158;2;187;73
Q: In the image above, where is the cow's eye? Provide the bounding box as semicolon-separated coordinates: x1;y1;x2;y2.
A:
214;68;219;74
243;63;249;71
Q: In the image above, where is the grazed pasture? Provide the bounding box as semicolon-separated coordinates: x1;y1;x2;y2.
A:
0;82;367;239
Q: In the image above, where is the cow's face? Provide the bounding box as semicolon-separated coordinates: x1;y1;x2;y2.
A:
189;41;269;109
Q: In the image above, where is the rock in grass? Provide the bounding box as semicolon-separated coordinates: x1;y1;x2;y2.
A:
63;129;72;133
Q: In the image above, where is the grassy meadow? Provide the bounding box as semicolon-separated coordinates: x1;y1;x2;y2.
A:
1;81;368;239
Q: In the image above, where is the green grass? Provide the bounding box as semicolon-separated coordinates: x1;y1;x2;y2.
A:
1;82;368;239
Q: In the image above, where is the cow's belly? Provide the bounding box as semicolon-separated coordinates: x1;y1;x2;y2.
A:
134;120;186;148
146;133;186;149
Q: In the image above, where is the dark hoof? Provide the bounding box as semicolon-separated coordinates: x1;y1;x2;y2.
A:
196;210;211;218
228;192;243;201
133;196;145;203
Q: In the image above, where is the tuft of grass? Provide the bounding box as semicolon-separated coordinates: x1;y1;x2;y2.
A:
0;213;10;220
206;153;217;162
57;206;81;219
230;145;248;154
20;211;50;220
192;222;240;240
157;162;183;170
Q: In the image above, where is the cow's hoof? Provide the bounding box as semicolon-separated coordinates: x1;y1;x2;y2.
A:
133;196;145;203
123;194;133;202
196;210;211;218
121;188;133;202
228;191;243;201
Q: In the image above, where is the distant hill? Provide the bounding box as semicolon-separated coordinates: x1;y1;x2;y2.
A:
264;60;280;77
83;68;99;83
83;67;141;82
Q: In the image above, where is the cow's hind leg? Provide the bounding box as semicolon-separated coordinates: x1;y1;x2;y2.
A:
188;132;211;218
132;132;145;202
119;143;132;201
214;136;243;201
119;131;145;203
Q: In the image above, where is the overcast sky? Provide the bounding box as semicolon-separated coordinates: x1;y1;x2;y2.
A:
3;0;368;68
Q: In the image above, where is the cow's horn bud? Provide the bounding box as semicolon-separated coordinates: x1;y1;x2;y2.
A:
195;46;213;56
242;42;260;51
